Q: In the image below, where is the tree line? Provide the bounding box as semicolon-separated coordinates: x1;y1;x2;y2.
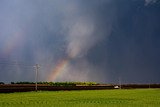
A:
10;81;98;86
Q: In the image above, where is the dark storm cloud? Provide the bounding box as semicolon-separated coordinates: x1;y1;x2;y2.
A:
103;0;160;83
0;0;160;83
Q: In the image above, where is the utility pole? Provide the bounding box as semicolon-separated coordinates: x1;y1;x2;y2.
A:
34;64;40;92
119;77;122;89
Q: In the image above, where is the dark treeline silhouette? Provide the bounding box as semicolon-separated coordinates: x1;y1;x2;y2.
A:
10;81;98;86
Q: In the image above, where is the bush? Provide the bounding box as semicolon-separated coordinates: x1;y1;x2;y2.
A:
0;82;4;84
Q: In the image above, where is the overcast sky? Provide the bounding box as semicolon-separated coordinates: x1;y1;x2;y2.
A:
0;0;160;83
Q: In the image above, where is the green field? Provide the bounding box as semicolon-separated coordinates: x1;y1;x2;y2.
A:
0;89;160;107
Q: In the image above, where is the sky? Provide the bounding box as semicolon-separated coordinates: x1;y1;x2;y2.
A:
0;0;160;84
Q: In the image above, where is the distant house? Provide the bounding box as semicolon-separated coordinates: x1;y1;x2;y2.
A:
114;86;119;89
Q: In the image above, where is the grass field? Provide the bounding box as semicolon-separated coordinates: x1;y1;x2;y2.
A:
0;89;160;107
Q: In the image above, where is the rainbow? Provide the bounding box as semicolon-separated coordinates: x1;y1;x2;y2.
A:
47;57;70;81
47;50;77;81
1;31;24;58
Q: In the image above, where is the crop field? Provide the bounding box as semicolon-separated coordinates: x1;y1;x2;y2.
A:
0;89;160;107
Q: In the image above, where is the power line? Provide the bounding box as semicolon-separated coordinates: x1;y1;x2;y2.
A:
0;61;35;67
